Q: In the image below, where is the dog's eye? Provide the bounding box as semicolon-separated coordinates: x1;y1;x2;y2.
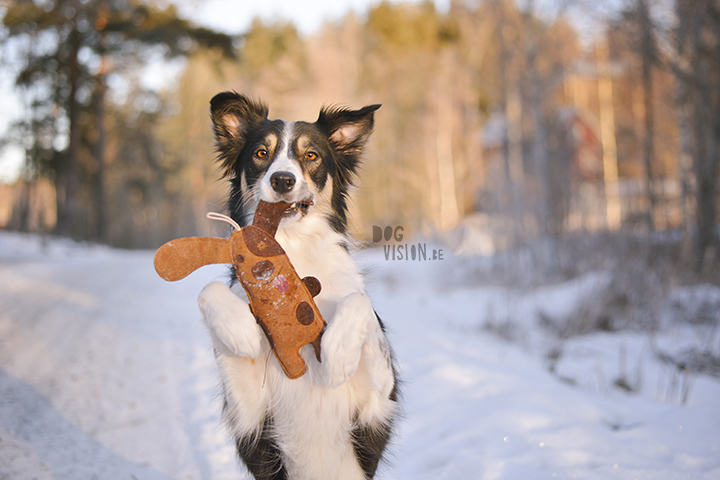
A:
256;149;268;159
304;151;318;162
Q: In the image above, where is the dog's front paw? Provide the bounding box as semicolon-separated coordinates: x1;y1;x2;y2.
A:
322;344;362;388
198;281;263;358
320;293;372;388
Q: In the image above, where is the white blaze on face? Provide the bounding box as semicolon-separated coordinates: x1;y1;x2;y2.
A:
259;122;305;202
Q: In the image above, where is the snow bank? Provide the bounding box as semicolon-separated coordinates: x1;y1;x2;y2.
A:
1;232;718;479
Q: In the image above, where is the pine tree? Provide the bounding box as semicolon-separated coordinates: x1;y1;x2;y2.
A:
1;0;234;241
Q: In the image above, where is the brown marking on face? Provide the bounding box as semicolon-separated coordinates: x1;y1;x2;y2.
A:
253;133;279;167
296;135;312;153
295;134;321;172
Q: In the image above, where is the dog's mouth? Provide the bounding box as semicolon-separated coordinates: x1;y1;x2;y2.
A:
287;199;314;217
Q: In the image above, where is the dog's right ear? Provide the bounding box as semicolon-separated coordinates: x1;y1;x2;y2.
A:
210;92;268;176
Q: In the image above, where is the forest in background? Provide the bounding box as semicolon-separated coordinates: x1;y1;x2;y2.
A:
1;0;719;278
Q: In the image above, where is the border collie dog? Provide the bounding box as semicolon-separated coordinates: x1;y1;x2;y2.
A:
197;92;399;480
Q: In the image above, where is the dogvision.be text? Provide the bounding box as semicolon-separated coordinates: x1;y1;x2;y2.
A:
372;225;444;261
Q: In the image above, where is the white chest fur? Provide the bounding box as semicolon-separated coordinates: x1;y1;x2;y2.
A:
207;216;396;480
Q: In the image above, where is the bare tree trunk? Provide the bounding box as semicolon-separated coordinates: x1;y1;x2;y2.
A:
494;1;525;242
424;120;441;228
93;65;107;243
506;82;525;241
435;51;460;230
638;0;657;231
597;37;622;230
673;0;720;270
57;26;82;238
12;179;31;232
689;19;719;270
676;83;694;261
523;0;553;238
691;78;717;269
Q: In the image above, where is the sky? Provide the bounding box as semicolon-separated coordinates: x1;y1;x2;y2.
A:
173;0;444;36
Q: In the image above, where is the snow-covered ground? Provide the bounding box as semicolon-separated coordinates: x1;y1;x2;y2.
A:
1;231;718;480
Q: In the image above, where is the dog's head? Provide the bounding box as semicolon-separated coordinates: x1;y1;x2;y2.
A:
210;92;379;234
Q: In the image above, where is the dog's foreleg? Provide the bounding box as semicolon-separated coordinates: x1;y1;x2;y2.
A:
198;281;264;358
320;292;376;388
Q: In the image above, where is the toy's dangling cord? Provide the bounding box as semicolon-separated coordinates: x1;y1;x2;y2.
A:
261;347;274;389
206;212;241;232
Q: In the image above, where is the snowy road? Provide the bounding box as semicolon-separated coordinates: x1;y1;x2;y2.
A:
1;232;718;479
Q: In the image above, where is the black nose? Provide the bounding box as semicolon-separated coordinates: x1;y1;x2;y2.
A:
270;171;296;194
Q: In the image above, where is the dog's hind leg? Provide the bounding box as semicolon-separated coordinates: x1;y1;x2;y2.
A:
351;419;394;479
235;416;287;480
351;312;399;478
201;282;282;478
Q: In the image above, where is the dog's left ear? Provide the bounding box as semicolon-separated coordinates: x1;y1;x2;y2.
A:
316;104;381;155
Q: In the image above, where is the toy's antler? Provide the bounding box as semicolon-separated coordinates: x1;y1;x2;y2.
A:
153;201;289;281
154;201;326;379
155;237;232;282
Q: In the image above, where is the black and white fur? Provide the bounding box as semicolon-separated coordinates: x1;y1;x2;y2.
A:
197;92;399;480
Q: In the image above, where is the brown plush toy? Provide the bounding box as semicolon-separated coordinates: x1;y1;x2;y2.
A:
154;201;325;379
